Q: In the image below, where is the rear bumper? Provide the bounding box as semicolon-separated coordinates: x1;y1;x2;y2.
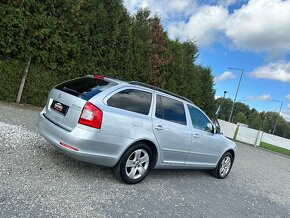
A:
38;112;133;167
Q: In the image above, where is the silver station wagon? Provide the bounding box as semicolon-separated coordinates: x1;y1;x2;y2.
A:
38;75;236;184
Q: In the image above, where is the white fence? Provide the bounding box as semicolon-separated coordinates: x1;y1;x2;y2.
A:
218;119;290;150
261;132;290;150
236;125;262;146
218;119;237;139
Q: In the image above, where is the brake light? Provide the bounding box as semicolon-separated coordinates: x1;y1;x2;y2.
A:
78;102;103;129
94;75;104;80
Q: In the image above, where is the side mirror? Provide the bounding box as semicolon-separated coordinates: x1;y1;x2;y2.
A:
215;125;221;134
206;123;214;133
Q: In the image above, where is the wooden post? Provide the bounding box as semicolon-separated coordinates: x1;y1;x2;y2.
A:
16;56;31;103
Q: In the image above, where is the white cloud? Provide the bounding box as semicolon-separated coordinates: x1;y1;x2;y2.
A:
258;95;273;101
214;71;236;82
124;0;228;46
123;0;140;14
288;104;290;109
248;94;273;101
124;0;290;53
250;61;290;83
225;0;290;53
168;6;228;45
286;94;290;100
123;0;197;19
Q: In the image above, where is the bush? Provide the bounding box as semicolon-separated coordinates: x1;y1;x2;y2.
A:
0;58;24;103
0;58;61;107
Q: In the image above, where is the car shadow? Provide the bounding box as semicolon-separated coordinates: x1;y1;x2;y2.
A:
39;142;212;184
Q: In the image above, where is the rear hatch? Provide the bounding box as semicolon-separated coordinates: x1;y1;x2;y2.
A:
43;75;117;131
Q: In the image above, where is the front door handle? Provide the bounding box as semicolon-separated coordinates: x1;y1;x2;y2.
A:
192;133;199;138
155;125;164;130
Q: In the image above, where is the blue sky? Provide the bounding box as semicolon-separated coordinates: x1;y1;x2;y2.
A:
123;0;290;121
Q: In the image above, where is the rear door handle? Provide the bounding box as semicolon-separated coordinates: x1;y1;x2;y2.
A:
155;125;164;130
192;133;199;139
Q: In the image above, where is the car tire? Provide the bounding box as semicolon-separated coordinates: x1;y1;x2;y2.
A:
210;152;233;179
113;142;152;184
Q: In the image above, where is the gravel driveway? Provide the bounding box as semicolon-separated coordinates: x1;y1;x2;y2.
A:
0;102;290;218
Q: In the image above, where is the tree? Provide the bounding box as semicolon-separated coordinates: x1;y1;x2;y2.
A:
248;111;262;129
197;66;215;117
0;0;217;119
131;9;153;83
150;17;167;86
233;112;247;124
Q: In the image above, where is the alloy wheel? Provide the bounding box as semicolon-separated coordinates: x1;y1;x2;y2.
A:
125;149;150;180
219;156;231;177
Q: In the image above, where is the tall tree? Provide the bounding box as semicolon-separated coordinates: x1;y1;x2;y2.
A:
131;9;152;83
0;0;218;121
151;17;167;86
197;66;215;117
233;112;248;124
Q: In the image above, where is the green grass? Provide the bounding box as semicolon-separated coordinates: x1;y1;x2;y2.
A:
260;142;290;157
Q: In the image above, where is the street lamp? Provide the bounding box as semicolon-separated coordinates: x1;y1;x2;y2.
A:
215;91;228;116
223;90;228;99
228;67;244;122
272;99;283;135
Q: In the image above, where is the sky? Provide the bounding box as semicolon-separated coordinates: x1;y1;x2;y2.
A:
123;0;290;121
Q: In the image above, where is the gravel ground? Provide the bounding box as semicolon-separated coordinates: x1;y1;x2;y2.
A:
0;102;290;218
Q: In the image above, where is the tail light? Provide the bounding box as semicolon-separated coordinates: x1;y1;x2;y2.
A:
78;102;103;129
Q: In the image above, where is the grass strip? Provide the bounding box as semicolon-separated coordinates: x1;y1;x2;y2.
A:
260;141;290;157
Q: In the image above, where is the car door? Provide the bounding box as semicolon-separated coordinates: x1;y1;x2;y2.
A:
185;105;224;167
102;88;153;139
152;94;191;165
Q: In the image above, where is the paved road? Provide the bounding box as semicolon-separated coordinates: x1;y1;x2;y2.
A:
0;102;290;218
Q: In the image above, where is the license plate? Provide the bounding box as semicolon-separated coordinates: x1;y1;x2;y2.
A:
51;100;69;115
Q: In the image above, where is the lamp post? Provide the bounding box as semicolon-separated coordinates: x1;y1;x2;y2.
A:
215;91;227;117
283;127;288;138
228;67;244;122
259;114;268;145
272;100;283;135
223;90;228;99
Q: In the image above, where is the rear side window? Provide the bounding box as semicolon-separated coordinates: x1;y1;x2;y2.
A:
188;105;211;130
55;76;116;100
155;95;186;125
107;89;152;115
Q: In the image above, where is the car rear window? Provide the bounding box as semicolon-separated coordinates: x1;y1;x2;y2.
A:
55;76;116;100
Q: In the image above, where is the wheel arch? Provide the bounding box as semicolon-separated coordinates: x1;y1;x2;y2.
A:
215;148;235;168
118;139;159;169
225;149;235;161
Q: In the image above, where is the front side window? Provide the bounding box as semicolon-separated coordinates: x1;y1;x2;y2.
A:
155;95;186;125
107;89;152;115
188;105;212;131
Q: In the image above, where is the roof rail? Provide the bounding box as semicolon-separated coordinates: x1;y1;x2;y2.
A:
129;81;193;104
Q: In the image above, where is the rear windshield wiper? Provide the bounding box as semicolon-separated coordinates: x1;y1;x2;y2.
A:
63;87;81;96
